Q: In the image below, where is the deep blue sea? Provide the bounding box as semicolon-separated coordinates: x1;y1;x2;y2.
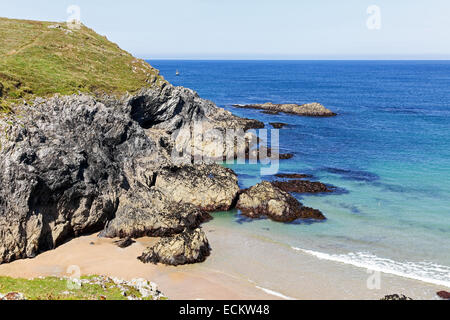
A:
149;60;450;287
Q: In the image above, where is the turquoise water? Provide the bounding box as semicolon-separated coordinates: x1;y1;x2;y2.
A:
150;60;450;287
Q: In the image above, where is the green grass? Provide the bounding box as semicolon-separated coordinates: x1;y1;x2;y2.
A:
0;17;166;113
0;275;164;300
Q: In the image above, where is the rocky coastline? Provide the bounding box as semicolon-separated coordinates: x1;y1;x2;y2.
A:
0;74;337;268
233;102;337;117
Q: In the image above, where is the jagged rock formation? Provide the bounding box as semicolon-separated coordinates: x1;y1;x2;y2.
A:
234;102;337;117
0;81;254;265
236;182;326;222
138;228;210;266
154;164;240;212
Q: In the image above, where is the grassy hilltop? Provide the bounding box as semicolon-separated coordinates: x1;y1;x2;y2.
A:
0;17;165;112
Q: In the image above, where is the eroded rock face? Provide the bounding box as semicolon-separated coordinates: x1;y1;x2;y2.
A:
234;102;337;117
0;94;150;263
0;82;254;264
138;228;210;266
131;85;263;163
154;164;240;212
99;189;210;238
236;182;326;222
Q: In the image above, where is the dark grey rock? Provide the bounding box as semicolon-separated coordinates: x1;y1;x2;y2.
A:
138;228;210;266
0;82;255;264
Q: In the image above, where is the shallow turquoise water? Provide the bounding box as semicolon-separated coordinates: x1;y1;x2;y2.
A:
150;60;450;286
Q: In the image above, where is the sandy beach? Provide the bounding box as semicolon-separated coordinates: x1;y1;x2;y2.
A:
0;218;444;300
0;230;276;300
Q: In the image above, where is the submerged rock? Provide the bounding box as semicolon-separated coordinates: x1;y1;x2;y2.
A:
245;146;294;162
234;102;337;117
271;180;334;194
236;182;326;222
138;228;210;266
275;173;313;179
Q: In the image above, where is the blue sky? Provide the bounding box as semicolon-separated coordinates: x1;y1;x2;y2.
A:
1;0;449;59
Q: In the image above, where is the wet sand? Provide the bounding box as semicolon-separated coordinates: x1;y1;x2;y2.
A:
0;231;275;300
0;222;444;300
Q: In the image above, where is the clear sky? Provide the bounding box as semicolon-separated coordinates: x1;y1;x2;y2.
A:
1;0;449;59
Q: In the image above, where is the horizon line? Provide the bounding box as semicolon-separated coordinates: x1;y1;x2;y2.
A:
142;57;450;61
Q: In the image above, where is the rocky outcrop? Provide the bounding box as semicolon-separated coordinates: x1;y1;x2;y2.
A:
0;81;256;265
234;102;337;117
0;94;145;263
154;164;240;212
271;180;335;194
138;228;210;266
99;189;210;238
236;182;326;222
131;85;263;163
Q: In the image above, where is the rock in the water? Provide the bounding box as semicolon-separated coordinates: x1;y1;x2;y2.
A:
113;237;135;248
246;146;294;162
275;173;313;179
234;102;337;117
271;180;334;194
437;291;450;300
380;294;413;301
270;122;287;129
279;153;294;160
236;182;326;222
138;228;210;266
262;110;280;115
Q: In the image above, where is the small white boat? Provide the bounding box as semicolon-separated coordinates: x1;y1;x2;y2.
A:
176;70;180;76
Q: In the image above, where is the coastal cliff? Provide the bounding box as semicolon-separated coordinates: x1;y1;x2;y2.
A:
0;17;329;267
0;18;258;265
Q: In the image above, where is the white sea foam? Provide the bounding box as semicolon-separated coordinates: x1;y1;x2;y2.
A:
255;286;296;300
292;247;450;288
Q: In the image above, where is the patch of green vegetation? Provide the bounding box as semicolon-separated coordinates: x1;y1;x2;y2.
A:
0;17;166;113
0;275;157;300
